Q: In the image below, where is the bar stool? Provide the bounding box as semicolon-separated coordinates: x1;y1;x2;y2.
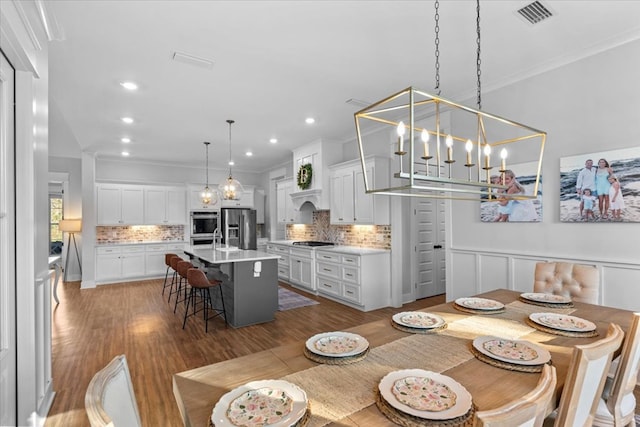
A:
173;260;194;313
167;256;183;303
183;268;226;332
162;253;179;297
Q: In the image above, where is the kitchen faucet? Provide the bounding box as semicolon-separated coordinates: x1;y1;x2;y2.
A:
213;228;222;251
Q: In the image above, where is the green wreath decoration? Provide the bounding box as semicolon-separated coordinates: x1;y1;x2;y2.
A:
297;163;313;190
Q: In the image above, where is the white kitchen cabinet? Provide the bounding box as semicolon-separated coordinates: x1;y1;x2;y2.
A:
221;188;255;209
97;184;144;225
189;186;221;211
144;244;169;276
328;156;390;225
315;249;390;311
144;186;186;224
95;247;125;282
289;247;314;292
96;243;186;284
267;243;290;281
276;180;297;223
121;246;146;278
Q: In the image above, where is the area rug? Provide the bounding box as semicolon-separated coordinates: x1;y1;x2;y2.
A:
278;287;319;311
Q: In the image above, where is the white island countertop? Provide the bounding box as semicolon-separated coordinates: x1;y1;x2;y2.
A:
185;246;280;264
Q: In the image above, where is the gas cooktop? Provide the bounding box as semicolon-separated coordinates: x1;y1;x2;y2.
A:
292;241;335;247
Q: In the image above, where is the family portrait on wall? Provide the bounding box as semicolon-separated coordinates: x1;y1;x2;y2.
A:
480;161;543;222
560;147;640;222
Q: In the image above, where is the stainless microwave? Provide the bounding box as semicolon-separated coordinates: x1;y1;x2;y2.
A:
190;211;218;236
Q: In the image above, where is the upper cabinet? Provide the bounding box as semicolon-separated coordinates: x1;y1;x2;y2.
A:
276;179;297;223
97;184;144;225
97;184;187;225
144;187;186;224
329;156;390;225
221;188;256;209
290;139;343;210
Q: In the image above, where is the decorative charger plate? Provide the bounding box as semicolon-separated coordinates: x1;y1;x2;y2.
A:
305;331;369;358
472;336;551;366
378;369;472;420
529;312;596;332
520;293;572;304
211;380;307;427
455;297;505;311
392;312;446;329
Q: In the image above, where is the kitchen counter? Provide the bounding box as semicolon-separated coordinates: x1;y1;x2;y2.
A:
184;246;280;328
95;240;187;246
268;240;389;255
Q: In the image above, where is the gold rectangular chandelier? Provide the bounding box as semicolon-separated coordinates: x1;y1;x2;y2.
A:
354;87;546;201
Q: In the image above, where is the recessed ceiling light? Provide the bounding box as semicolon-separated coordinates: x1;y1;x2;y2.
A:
121;137;131;143
269;138;278;144
121;151;130;157
245;151;253;156
120;81;138;90
121;117;134;124
228;160;235;166
305;117;315;124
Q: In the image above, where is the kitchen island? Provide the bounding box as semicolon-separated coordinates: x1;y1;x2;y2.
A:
184;247;280;328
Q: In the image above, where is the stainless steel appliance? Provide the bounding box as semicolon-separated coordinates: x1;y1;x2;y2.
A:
221;208;257;250
190;211;218;246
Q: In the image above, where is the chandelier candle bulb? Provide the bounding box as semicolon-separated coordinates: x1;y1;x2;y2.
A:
500;148;508;171
445;134;453;162
465;139;473;165
421;129;430;158
396;122;405;154
483;144;491;169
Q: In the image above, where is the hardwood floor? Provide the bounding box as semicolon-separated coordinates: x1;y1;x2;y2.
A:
45;278;445;427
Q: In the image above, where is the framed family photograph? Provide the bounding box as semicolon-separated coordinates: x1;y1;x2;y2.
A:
560;147;640;222
480;161;543;222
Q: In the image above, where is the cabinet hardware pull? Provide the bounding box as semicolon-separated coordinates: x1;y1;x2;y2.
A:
346;291;353;294
323;268;331;271
346;273;353;277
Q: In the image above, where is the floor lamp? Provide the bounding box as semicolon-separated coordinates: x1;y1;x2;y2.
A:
59;219;82;282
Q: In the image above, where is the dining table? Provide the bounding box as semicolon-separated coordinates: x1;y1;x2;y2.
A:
172;289;634;427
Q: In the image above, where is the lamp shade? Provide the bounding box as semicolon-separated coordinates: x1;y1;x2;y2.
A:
59;219;82;233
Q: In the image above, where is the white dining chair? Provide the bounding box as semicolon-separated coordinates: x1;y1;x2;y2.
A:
543;323;624;427
475;364;557;427
593;312;640;427
533;261;599;304
85;354;142;427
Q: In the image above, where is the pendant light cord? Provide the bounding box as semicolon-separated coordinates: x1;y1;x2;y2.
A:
434;0;441;95
476;0;482;110
227;119;235;177
204;141;210;187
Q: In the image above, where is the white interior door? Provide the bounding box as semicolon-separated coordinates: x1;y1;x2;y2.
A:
0;50;17;426
411;197;446;299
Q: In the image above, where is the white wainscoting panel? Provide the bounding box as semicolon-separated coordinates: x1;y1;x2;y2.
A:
601;265;640;312
479;255;509;294
447;252;477;301
512;258;542;293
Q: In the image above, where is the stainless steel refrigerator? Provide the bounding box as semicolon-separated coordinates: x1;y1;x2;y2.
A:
221;208;257;250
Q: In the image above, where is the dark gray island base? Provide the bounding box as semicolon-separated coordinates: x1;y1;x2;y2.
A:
184;247;280;328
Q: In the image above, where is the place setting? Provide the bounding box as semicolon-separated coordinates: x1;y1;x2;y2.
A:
210;379;310;427
303;331;370;365
470;335;552;373
526;312;599;337
518;292;574;308
376;369;475;427
453;297;505;315
391;311;448;334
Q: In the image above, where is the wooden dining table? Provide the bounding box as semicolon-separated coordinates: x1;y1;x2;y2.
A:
172;289;634;427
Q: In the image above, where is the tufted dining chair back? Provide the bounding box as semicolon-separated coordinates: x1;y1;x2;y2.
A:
533;261;599;304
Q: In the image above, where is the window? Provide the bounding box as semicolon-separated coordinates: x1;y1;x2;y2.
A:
50;195;63;254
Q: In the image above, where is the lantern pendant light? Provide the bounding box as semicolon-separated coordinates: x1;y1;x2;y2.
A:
219;119;244;200
200;141;217;205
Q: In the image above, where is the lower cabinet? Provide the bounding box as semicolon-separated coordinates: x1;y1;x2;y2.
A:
289;247;314;292
96;242;186;284
315;249;390;311
267;243;291;282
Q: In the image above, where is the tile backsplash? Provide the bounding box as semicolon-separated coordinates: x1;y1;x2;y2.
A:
96;225;184;244
286;210;390;249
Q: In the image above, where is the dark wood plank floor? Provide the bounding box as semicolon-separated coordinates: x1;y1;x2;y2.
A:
45;278;445;427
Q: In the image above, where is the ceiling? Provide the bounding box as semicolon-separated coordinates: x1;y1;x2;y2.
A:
47;1;640;173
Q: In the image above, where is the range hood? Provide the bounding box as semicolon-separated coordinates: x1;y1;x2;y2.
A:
290;139;342;211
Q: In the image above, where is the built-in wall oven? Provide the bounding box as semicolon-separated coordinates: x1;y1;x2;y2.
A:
190;211;218;246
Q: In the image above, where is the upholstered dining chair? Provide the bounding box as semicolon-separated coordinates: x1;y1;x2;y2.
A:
533;261;599;304
184;268;226;332
544;323;624;427
475;364;557;427
593;312;640;427
85;354;142;427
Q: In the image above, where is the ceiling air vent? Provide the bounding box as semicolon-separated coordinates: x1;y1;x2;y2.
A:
517;1;554;25
171;51;214;69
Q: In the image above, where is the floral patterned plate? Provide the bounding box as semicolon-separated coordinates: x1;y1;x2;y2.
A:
521;293;572;304
455;297;505;311
392;312;446;329
529;312;597;332
473;336;551;366
305;331;369;358
211;380;307;427
379;369;472;420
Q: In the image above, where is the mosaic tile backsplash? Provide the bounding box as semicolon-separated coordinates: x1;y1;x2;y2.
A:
96;225;185;244
286;210;391;249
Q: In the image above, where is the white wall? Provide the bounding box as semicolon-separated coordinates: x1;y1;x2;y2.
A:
447;39;640;311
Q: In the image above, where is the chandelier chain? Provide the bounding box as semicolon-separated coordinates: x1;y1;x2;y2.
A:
476;0;482;110
434;0;440;94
